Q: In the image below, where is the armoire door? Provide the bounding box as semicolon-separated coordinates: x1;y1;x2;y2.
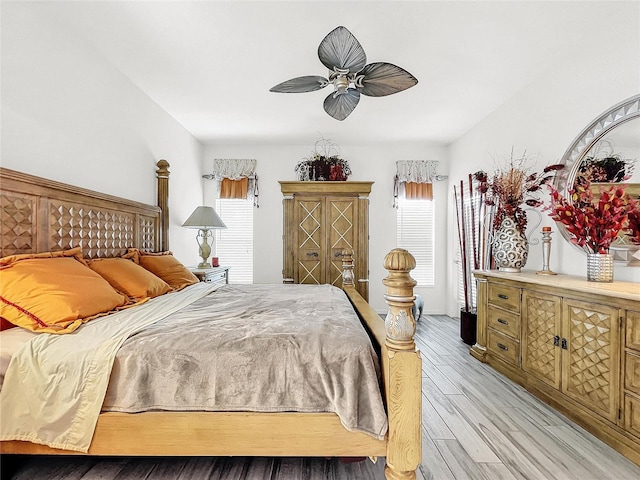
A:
294;197;325;285
326;197;358;289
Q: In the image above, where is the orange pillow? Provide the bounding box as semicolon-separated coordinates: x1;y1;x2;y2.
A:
88;257;172;301
0;247;127;334
127;249;198;290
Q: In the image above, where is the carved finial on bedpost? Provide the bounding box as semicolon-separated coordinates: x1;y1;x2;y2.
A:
382;248;421;480
156;160;170;252
383;248;418;351
341;248;355;287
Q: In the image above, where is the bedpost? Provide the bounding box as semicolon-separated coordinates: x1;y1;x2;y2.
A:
156;160;170;251
382;248;421;480
341;248;355;287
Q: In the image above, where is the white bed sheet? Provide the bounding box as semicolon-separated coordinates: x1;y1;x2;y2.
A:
0;328;37;389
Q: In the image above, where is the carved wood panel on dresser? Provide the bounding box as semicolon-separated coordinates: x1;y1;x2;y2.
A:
472;270;640;467
280;181;372;301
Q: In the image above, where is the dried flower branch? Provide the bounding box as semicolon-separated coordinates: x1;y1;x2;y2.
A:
546;176;637;254
473;150;563;232
625;196;640;245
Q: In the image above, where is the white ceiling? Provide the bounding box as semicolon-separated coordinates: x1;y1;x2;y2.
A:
39;0;633;146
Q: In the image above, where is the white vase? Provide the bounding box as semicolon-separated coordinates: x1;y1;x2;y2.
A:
492;216;529;273
586;253;614;282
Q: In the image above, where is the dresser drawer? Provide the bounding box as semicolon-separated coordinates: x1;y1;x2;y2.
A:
487;329;520;367
488;306;520;339
626;352;640;396
627;311;640;352
625;393;640;439
488;284;521;313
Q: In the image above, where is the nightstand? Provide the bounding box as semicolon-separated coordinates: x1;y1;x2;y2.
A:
189;266;230;286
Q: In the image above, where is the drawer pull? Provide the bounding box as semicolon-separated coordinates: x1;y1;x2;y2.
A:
497;343;509;351
306;252;319;257
497;294;509;300
497;318;509;325
553;335;560;347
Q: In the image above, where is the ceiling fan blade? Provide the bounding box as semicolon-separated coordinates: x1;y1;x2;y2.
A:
318;26;367;73
323;89;360;121
270;76;329;93
356;62;418;97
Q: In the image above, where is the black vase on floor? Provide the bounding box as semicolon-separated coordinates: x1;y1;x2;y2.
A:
460;309;477;346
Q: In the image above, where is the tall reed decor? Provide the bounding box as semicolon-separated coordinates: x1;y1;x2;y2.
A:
454;175;494;345
546;176;639;282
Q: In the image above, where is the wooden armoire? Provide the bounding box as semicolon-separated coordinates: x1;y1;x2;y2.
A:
279;181;373;301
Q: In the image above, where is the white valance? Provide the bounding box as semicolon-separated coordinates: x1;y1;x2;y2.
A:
211;158;256;180
393;160;439;207
395;160;439;183
204;158;259;207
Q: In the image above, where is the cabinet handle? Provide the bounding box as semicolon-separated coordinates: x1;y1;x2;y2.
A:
497;294;509;300
497;318;509;325
561;338;567;350
553;335;560;347
306;252;319;257
497;343;508;351
334;251;344;258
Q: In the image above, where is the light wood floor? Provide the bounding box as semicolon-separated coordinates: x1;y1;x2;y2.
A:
3;314;640;479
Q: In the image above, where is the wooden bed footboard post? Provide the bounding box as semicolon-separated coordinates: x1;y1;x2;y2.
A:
382;249;422;480
156;160;170;252
341;248;355;287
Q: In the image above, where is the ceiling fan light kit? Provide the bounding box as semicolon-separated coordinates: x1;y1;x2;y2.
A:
270;26;418;121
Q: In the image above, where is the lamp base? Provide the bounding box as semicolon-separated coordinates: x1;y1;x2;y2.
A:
197;261;212;269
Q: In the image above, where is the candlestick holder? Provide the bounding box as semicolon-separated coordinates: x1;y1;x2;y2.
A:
536;227;557;275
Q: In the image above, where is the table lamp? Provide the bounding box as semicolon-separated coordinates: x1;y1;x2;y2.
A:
182;206;227;268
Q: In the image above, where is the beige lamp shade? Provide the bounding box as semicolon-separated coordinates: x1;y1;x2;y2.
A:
182;206;227;229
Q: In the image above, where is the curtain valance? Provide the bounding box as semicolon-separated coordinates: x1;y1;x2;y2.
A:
393;160;439;206
395;160;439;183
211;159;256;180
205;159;259;206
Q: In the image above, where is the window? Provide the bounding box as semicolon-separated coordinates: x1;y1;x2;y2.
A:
214;198;253;283
396;198;435;286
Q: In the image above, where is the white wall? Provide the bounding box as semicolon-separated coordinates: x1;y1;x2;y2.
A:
446;11;640;316
1;2;203;264
204;144;449;313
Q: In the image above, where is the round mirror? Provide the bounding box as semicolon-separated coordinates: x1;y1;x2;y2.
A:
554;94;640;264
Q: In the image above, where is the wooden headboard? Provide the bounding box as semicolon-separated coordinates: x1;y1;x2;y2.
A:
0;161;170;258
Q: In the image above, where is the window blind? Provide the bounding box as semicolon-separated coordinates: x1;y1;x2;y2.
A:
396;198;435;286
214;198;253;283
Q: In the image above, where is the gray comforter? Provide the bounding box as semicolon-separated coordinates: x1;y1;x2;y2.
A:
103;283;388;440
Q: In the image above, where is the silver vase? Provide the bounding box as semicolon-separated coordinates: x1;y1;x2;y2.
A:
586;253;614;282
492;216;529;273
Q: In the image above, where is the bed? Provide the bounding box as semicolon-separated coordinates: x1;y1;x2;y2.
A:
0;162;422;480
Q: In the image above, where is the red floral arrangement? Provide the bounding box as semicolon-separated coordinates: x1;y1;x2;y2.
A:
474;152;563;233
625;197;640;245
547;176;638;254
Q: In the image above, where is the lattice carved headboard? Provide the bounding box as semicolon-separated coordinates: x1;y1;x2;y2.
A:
0;164;168;258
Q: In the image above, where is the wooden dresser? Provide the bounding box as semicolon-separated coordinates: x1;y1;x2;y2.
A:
472;270;640;466
280;181;372;301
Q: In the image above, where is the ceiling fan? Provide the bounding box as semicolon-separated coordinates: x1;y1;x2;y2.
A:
269;26;418;121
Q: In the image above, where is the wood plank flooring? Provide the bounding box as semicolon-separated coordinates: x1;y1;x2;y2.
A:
3;314;640;479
